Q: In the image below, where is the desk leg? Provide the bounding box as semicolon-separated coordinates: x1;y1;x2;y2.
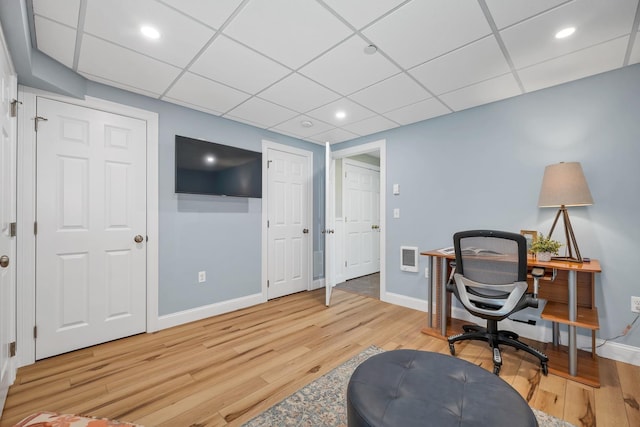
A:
568;270;577;376
439;257;448;337
427;256;434;329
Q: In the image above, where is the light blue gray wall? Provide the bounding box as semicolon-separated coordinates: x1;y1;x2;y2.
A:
337;64;640;348
86;82;324;315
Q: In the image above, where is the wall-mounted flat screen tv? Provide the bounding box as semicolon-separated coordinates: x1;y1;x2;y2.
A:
175;135;262;198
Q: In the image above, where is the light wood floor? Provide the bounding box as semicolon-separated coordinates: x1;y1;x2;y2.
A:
2;289;639;427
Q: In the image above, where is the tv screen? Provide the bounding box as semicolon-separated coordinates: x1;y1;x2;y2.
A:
175;135;262;198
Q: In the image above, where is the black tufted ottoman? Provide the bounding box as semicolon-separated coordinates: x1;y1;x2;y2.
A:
347;350;538;427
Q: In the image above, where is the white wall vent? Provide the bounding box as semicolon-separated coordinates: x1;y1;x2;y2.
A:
400;246;418;272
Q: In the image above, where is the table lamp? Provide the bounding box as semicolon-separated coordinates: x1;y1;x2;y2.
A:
537;162;593;262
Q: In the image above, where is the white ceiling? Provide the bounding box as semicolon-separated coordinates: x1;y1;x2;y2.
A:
30;0;640;145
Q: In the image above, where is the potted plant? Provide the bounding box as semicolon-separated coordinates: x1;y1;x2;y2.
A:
531;233;562;261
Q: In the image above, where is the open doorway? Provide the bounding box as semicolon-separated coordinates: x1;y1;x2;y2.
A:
328;140;385;302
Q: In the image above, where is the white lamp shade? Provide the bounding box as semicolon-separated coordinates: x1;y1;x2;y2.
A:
538;162;594;207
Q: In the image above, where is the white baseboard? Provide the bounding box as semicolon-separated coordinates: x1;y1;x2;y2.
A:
157;292;265;331
596;341;640;366
381;291;428;313
311;278;324;290
384;296;640;367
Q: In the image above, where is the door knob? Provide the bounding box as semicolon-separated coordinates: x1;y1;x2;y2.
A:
134;235;144;243
303;228;309;234
0;255;8;268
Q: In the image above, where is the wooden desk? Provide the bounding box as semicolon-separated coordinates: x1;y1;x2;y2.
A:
420;249;602;387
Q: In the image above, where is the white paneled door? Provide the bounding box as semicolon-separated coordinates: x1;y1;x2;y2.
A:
0;41;17;411
324;142;335;306
35;98;147;360
267;146;311;300
344;160;380;281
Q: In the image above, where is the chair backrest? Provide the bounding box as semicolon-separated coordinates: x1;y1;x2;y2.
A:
453;230;527;285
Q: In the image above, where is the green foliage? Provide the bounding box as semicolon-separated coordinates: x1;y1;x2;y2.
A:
531;233;562;254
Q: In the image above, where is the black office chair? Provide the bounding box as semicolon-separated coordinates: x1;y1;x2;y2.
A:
447;230;549;375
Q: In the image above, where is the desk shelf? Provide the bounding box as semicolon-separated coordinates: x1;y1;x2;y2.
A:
541;301;599;330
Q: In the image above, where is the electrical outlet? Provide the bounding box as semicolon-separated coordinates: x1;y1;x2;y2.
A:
198;271;206;283
424;267;429;279
631;296;640;313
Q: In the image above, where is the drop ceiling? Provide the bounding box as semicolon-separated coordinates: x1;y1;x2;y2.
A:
30;0;640;144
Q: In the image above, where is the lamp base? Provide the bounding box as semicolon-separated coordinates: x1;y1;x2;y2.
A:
547;206;584;263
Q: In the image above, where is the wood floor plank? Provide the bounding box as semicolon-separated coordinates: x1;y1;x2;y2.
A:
1;288;638;427
616;358;640;427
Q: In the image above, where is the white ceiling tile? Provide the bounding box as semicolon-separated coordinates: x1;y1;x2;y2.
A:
299;35;400;96
518;37;629;92
225;97;298;128
439;74;522;112
307;98;376;126
484;0;567;29
165;72;250;114
160;0;243;29
410;36;511;95
79;71;163;99
349;73;430;113
32;0;79;28
258;73;341;113
309;128;359;144
321;0;406;30
272;115;334;138
84;0;215;67
501;0;638;69
190;35;291;94
78;35;182;96
34;16;76;68
630;32;640;65
383;98;450;125
223;0;353;69
162;97;224;117
363;0;491;69
343;115;399;136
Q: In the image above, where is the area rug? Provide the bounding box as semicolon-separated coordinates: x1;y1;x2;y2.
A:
242;346;575;427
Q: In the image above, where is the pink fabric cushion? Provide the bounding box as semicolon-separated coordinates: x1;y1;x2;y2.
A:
12;411;142;427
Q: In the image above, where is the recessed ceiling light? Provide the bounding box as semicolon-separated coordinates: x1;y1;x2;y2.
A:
300;120;313;128
335;111;346;120
140;25;161;40
364;44;377;55
205;155;215;164
555;27;575;39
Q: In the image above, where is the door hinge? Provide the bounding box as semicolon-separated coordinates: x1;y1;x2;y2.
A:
345;261;347;267
10;99;22;118
267;220;269;228
10;222;17;237
34;221;38;235
267;280;270;288
267;160;272;168
33;326;37;339
9;341;16;357
34;116;48;132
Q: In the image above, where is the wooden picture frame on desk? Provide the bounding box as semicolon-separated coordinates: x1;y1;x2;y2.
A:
520;229;538;253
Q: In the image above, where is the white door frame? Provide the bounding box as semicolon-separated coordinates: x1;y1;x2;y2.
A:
261;140;313;301
16;87;159;367
330;140;386;300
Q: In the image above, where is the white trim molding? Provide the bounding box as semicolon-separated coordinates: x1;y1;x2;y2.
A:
157;293;264;331
16;87;159;367
330;140;386;301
